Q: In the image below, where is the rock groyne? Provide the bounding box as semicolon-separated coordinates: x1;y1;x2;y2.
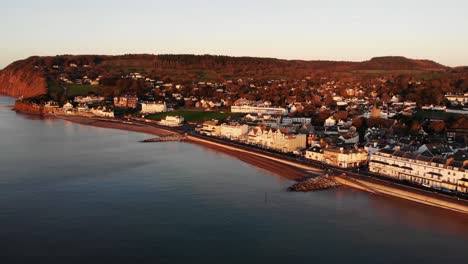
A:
288;175;341;192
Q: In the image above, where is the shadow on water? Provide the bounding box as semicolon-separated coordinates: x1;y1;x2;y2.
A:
336;187;468;237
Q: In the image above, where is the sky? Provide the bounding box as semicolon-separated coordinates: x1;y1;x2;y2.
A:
1;0;468;68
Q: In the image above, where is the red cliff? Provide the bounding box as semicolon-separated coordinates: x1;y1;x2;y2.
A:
0;58;47;98
13;101;44;114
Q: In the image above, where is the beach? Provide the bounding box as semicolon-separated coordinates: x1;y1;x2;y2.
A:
54;115;311;180
56;115;180;137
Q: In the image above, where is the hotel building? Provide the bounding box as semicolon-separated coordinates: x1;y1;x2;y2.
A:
247;127;307;153
369;149;468;193
141;101;167;114
220;123;249;140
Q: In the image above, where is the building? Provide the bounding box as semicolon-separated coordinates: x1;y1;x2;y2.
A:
445;93;468;105
160;116;184;127
62;102;74;110
231;105;288;115
339;132;360;144
114;95;138;108
416;144;454;158
324;116;336;127
369;149;468;193
282;117;311;125
200;120;221;136
305;145;324;161
76;103;89;112
247;127;307;153
91;106;114;118
141;101;167;114
220;123;249;140
44;101;59;108
306;145;368;168
74;95;105;104
322;146;368;168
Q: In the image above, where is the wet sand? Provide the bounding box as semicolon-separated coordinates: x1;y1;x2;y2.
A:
189;139;309;180
56;115;179;137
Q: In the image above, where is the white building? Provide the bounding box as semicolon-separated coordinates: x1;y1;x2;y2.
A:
220;123;249;140
77;103;89;112
160;116;184;127
141;102;167;114
445;93;468;104
91;106;114;118
305;145;368;168
322;146;368;168
45;101;59;108
62;102;74;110
74;95;105;104
282;117;311;125
369;149;468;193
247;127;307;153
324;116;336;127
231;105;288;115
200;120;221;136
305;145;324;161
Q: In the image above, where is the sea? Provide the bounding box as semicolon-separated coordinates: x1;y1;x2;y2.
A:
0;96;467;264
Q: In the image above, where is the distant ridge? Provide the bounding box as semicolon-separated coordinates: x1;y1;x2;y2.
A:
356;56;448;71
0;54;452;98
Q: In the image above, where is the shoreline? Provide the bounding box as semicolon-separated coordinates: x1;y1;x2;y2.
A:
13;110;468;214
335;176;468;214
52;114;310;180
54;115;180;137
186;135;468;214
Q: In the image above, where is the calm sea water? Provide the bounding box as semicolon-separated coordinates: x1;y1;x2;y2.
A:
0;96;467;264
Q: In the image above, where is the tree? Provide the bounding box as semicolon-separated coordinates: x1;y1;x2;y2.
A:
334;111;348;121
428;121;446;134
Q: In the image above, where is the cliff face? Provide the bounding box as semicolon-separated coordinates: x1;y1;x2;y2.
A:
13;101;44;114
0;58;47;98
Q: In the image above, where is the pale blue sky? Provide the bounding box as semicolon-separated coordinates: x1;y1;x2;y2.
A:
1;0;468;68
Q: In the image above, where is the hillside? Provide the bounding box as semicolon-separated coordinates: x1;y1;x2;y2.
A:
0;54;452;98
0;58;47;98
356;56;447;71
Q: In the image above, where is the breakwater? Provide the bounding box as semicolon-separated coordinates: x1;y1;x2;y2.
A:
288;175;341;192
141;135;187;142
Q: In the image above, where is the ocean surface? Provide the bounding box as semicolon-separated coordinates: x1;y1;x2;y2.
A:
1;96;467;264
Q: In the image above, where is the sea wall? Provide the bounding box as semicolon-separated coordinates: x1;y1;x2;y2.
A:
186;135;324;174
335;176;468;214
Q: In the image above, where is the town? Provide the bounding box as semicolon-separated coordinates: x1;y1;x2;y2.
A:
16;62;468;197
